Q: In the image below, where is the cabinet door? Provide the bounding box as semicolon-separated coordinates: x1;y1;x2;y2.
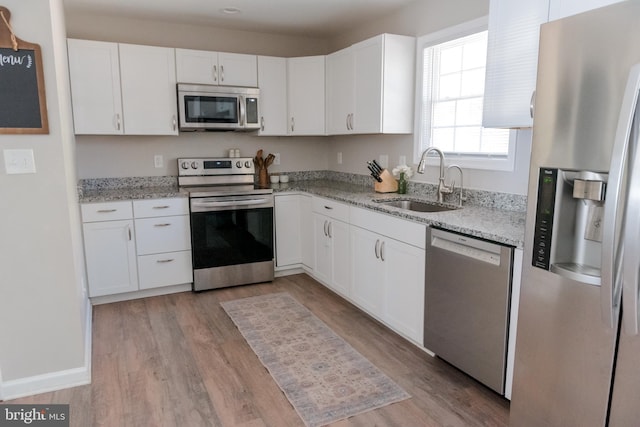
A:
313;213;332;285
83;220;138;297
275;194;302;267
329;219;350;297
287;56;326;135
350;226;384;315
257;56;288;135
483;0;550;128
300;195;314;270
352;36;383;134
218;52;258;87
67;39;123;135
382;238;425;343
119;44;178;135
549;0;623;20
175;48;218;84
326;47;355;135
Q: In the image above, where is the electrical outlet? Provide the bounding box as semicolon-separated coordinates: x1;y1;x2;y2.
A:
154;154;163;168
4;149;36;174
274;153;281;165
379;154;389;169
337;152;343;164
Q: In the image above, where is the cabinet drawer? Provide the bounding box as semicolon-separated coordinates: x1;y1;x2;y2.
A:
312;196;350;222
134;215;191;255
138;250;193;289
81;201;133;222
133;197;188;218
350;206;426;249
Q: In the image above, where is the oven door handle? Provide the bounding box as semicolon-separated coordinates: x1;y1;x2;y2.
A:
191;198;270;209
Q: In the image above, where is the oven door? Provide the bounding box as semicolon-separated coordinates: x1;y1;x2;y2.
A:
190;194;274;290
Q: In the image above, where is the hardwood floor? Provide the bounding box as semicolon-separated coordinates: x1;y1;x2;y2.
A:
8;274;509;426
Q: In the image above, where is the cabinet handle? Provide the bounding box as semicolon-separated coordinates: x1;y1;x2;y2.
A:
530;90;536;119
213;65;218;82
346;114;350;130
152;205;170;209
350;113;354;130
291;117;295;132
127;226;132;241
156;258;175;263
380;241;385;262
324;205;333;210
114;113;121;131
97;209;117;213
323;220;328;236
154;223;171;227
261;116;265;131
172;115;177;131
220;65;225;82
328;222;332;238
374;239;380;259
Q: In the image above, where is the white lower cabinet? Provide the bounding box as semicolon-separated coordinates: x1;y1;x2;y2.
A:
81;197;192;298
312;197;350;297
275;194;303;268
350;206;425;344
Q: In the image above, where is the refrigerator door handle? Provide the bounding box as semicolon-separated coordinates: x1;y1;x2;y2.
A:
602;62;640;328
622;104;640;335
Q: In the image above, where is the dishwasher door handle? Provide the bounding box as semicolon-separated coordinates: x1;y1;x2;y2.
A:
429;228;503;266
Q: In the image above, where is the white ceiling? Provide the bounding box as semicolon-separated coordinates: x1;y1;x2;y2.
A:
63;0;418;38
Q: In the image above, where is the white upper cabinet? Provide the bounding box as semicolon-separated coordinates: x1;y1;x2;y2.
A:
67;39;123;135
326;34;415;135
483;0;550;129
287;55;326;135
484;0;624;129
119;43;178;135
549;0;624;20
175;48;258;87
326;47;355;134
257;56;288;135
68;40;178;135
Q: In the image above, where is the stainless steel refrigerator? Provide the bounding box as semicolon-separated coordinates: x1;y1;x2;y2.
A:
511;1;640;426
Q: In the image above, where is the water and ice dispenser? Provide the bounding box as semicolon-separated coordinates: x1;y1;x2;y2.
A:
532;168;607;286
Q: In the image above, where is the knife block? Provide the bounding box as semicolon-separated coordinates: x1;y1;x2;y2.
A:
374;169;399;193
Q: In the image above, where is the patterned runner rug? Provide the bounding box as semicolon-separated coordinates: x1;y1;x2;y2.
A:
221;292;410;427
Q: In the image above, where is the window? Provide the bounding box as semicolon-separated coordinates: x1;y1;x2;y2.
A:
415;18;514;171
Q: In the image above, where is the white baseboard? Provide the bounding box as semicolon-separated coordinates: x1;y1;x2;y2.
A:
0;302;93;401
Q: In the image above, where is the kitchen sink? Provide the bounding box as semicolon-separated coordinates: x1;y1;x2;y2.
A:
376;199;458;212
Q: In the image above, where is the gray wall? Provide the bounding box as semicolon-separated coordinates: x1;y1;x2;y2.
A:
0;0;88;390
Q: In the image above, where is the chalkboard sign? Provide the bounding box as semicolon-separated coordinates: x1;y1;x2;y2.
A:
0;7;49;134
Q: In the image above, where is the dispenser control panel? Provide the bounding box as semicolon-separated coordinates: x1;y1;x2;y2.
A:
533;168;557;270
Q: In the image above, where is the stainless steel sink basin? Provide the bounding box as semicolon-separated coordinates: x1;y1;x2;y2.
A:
377;199;458;212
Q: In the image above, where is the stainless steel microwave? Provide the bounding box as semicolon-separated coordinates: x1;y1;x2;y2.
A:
177;84;260;131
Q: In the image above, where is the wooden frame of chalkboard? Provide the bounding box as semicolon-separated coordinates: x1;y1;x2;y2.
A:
0;6;49;134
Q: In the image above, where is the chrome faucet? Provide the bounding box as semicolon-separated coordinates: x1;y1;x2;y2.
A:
446;164;466;207
417;147;451;203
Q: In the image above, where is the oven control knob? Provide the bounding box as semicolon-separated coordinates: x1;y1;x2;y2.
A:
236;161;242;168
180;161;190;170
245;160;252;168
191;161;199;169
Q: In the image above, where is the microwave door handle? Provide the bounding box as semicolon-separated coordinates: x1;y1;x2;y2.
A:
238;96;246;127
602;62;640;328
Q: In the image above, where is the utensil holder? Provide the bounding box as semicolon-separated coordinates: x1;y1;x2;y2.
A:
374;169;399;193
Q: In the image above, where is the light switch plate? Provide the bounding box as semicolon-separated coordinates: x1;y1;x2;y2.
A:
4;149;36;174
154;154;163;168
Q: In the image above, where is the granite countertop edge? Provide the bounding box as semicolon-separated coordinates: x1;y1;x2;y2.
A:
78;179;526;249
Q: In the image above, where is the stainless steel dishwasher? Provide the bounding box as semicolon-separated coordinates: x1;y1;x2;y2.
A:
424;227;513;395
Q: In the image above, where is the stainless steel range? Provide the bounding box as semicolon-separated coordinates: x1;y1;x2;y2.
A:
178;157;274;291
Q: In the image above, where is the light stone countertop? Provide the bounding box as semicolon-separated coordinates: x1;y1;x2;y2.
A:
272;180;526;249
78;177;526;249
